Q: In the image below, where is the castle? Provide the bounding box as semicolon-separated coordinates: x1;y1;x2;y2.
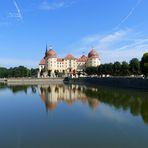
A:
38;46;101;78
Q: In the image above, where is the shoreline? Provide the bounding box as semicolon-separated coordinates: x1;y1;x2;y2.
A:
66;77;148;91
0;77;148;91
0;78;64;85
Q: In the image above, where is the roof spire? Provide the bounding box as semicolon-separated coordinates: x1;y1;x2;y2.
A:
45;44;48;57
46;44;48;50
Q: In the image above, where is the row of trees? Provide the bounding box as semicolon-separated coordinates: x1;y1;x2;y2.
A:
0;53;147;78
86;53;148;77
0;66;38;78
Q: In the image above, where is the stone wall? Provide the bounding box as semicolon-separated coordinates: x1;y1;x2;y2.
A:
68;77;148;90
5;78;64;85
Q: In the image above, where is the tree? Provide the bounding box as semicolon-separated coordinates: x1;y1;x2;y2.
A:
85;67;97;75
105;63;113;75
141;53;148;78
129;58;141;75
30;68;38;77
98;64;113;76
121;61;130;76
113;62;121;76
0;67;8;78
0;66;38;78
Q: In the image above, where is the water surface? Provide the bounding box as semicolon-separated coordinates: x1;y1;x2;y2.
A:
0;83;148;148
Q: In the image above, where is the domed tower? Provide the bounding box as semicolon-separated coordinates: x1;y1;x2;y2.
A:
46;47;57;75
86;48;101;67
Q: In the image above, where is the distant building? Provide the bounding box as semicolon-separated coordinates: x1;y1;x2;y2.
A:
38;46;101;77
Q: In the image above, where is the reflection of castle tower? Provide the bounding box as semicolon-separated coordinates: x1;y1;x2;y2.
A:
38;46;101;78
38;84;99;111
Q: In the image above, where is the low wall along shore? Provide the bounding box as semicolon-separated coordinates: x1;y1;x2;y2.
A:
68;77;148;90
0;77;148;90
0;78;64;85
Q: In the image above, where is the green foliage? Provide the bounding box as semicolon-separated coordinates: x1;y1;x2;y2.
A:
129;58;141;75
0;67;8;78
98;64;113;75
85;54;145;77
113;62;121;76
0;66;38;78
141;52;148;77
86;67;98;75
121;61;130;76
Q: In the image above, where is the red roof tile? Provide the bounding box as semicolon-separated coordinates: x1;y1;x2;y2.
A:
88;49;99;58
65;54;75;60
47;49;57;58
39;58;45;65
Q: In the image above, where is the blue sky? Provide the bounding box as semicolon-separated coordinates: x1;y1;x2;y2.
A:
0;0;148;68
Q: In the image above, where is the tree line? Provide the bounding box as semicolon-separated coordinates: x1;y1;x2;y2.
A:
0;53;147;78
0;66;38;78
85;53;148;78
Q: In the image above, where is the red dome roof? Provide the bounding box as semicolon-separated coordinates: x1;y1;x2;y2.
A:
47;49;56;58
88;49;99;58
39;58;45;65
65;54;75;60
81;55;87;62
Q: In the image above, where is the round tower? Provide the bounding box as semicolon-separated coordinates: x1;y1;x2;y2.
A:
86;48;101;67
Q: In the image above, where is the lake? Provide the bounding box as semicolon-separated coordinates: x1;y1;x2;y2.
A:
0;83;148;148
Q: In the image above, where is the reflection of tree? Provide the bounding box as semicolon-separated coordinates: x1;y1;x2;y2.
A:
2;85;37;94
9;85;29;94
141;102;148;124
130;99;141;116
0;83;7;90
31;86;36;94
84;86;148;124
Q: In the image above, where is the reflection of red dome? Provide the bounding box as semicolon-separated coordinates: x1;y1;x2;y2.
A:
66;100;73;106
89;99;99;109
88;49;99;58
65;54;75;60
48;103;57;110
40;95;46;101
47;49;56;58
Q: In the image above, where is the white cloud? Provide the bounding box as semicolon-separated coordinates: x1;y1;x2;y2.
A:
65;28;148;63
0;58;38;68
82;29;130;50
99;30;129;44
8;0;23;21
39;0;74;11
40;1;64;10
115;0;143;29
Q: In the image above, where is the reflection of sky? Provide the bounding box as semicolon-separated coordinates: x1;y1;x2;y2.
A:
0;85;148;148
0;89;11;96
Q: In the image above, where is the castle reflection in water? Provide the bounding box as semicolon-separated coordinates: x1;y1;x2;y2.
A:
1;83;148;124
38;84;99;110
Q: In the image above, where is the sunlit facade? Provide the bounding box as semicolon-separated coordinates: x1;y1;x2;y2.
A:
38;46;101;77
